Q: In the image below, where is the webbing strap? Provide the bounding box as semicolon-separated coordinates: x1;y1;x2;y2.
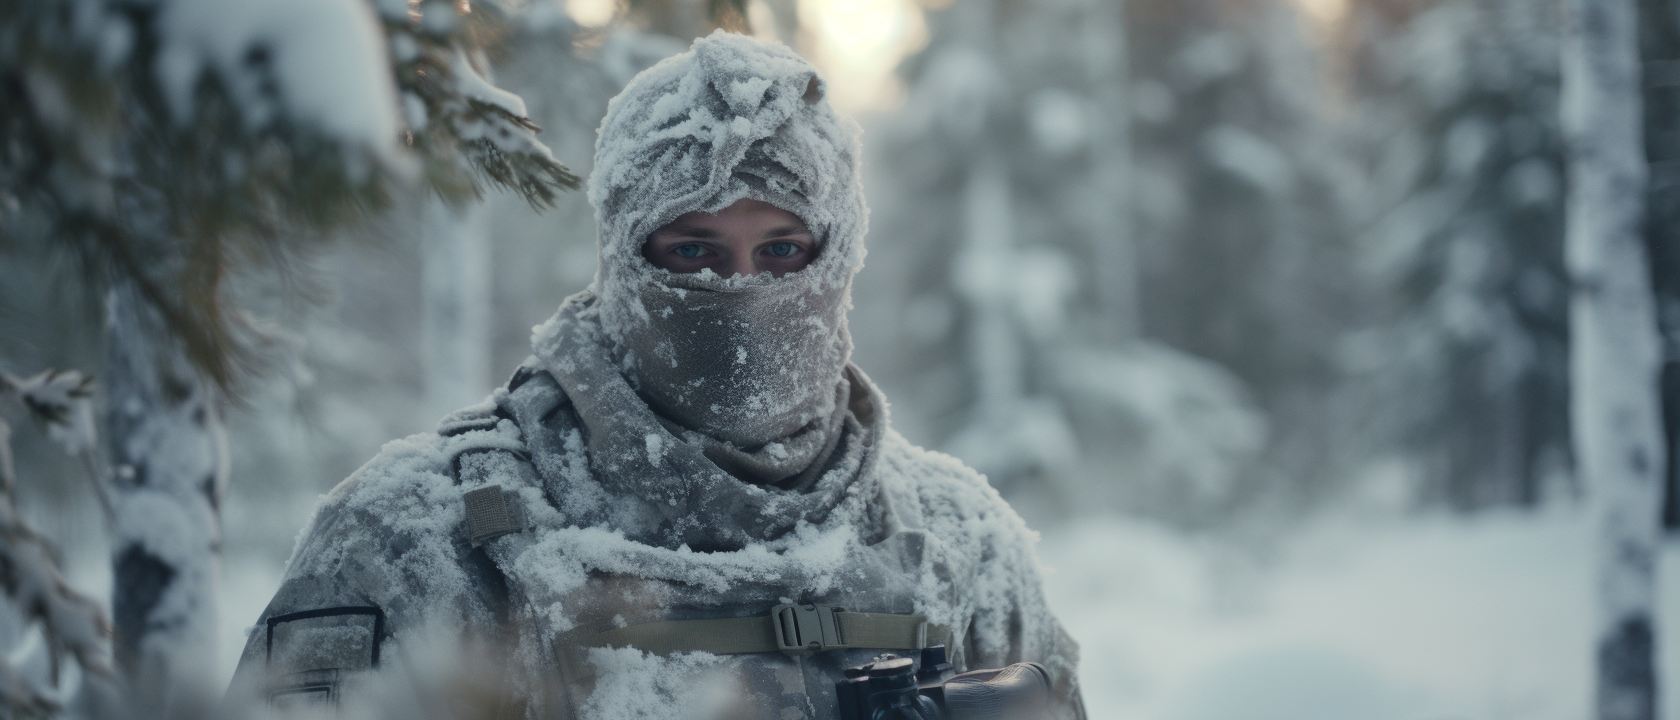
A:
463;485;523;547
554;606;951;684
837;611;944;650
593;616;780;656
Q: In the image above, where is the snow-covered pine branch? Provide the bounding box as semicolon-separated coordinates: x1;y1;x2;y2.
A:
383;0;581;208
0;372;117;720
0;0;578;389
2;0;579;711
0;0;408;388
4;372;96;460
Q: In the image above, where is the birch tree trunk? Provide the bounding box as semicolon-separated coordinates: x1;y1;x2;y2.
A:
1562;0;1664;717
1637;0;1680;532
420;199;493;421
103;282;226;711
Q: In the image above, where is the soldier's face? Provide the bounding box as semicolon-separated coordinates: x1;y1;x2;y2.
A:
643;199;817;278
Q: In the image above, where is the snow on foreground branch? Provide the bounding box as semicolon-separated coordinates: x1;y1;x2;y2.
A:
381;0;583;208
0;371;119;719
0;0;578;390
3;0;582;713
102;285;229;715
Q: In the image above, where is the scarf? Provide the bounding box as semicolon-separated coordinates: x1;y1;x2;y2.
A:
527;293;884;551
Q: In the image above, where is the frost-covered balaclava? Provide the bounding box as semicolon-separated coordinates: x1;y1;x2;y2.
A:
522;33;873;547
587;31;866;452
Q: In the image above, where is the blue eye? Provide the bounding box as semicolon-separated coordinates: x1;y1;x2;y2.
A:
674;244;704;259
766;242;800;258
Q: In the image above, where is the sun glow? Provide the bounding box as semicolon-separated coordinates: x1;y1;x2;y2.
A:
797;0;928;115
566;0;617;28
1294;0;1348;28
564;0;926;114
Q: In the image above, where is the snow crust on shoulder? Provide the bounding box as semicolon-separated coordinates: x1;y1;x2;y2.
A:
878;428;1038;544
283;423;524;612
875;427;1069;672
288;404;1037;597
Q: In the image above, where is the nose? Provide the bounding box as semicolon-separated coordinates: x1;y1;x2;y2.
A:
725;254;760;279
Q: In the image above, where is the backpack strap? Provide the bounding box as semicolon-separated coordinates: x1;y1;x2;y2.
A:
443;365;557;546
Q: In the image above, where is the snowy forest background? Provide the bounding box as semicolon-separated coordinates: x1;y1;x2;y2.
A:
1;0;1678;718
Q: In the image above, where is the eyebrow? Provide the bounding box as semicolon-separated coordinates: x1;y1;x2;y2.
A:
761;225;813;239
659;225;719;239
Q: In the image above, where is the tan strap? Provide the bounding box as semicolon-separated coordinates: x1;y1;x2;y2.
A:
593;615;781;655
836;611;943;650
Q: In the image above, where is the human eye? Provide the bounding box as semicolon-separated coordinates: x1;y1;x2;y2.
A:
764;241;802;258
674;244;706;259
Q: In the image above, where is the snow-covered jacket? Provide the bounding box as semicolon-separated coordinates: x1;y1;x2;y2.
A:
225;31;1084;720
225;329;1084;719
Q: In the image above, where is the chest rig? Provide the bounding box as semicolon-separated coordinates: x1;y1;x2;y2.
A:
441;367;964;718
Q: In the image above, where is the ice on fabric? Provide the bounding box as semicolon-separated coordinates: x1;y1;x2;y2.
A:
585;30;866;452
236;387;1081;716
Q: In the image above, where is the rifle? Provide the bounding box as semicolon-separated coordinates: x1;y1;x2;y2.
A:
836;646;1052;720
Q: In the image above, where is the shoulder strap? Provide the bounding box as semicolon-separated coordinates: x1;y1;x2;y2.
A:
445;366;555;545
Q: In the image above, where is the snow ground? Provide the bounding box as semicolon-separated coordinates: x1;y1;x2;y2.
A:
1037;508;1680;720
210;505;1680;719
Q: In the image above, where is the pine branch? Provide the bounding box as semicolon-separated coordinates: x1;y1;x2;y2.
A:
0;403;117;718
0;0;583;395
388;1;580;211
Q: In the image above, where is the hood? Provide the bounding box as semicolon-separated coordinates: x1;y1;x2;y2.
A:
585;30;868;449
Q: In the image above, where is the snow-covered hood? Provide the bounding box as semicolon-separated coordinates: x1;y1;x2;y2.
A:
584;30;867;449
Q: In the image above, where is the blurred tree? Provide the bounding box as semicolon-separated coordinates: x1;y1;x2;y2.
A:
1560;0;1664;716
1121;0;1356;517
1332;0;1572;511
859;0;1277;525
864;0;1098;502
0;0;575;707
419;198;495;420
1637;0;1680;532
626;0;751;38
867;0;1593;527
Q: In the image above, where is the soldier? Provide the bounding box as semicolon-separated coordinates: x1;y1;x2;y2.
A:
226;31;1086;720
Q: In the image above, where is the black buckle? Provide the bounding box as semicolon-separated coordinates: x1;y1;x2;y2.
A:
772;603;848;653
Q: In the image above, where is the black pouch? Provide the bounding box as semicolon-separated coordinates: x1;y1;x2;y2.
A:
265;606;385;708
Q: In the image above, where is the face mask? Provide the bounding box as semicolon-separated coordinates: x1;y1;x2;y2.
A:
610;268;851;447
